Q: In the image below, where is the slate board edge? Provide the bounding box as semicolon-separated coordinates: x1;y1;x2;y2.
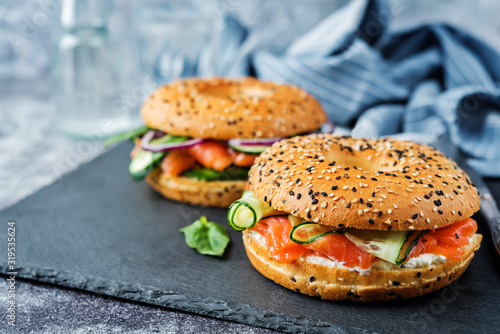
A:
0;265;369;334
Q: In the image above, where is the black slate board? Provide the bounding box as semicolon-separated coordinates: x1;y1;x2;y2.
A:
1;143;500;334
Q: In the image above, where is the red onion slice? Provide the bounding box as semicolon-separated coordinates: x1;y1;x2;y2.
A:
320;121;335;134
141;130;204;152
228;137;284;147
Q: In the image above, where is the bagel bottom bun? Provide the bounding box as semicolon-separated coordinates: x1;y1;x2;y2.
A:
242;230;482;302
146;169;246;208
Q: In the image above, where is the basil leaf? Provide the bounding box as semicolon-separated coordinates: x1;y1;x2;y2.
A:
180;216;230;256
104;125;150;147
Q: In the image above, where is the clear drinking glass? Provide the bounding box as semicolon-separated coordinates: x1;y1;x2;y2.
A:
53;0;141;139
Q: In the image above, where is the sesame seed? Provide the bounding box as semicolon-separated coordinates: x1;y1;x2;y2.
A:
368;219;375;224
426;218;431;223
358;210;363;215
433;225;438;229
314;218;319;222
346;202;352;208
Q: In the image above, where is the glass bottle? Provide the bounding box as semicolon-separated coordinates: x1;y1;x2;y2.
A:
53;0;140;139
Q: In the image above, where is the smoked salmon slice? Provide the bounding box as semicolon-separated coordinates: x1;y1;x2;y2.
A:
188;141;233;172
160;150;197;177
229;149;258;167
251;217;477;268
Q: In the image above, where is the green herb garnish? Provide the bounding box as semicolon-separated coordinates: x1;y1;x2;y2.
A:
180;216;230;256
104;125;150;147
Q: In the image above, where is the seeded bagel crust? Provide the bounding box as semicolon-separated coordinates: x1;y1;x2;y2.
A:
141;77;326;140
146;169;246;208
243;230;482;302
248;135;479;230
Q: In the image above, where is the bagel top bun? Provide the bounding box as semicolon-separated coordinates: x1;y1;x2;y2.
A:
248;135;479;231
141;77;326;140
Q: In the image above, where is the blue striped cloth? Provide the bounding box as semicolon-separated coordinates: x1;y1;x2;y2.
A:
197;0;500;176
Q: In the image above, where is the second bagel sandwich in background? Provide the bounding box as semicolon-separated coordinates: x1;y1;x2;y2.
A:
109;77;329;207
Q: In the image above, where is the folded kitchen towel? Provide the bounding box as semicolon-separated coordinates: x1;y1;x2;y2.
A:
178;0;500;176
245;0;500;176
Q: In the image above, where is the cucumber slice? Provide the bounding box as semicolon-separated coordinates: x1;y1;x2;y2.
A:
287;214;305;226
396;230;428;265
290;221;344;244
229;144;269;154
151;134;190;145
129;150;163;181
128;134;189;181
345;229;410;264
228;191;285;231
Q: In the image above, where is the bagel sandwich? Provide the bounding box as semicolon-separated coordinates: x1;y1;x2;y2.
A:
228;134;482;301
107;77;328;207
